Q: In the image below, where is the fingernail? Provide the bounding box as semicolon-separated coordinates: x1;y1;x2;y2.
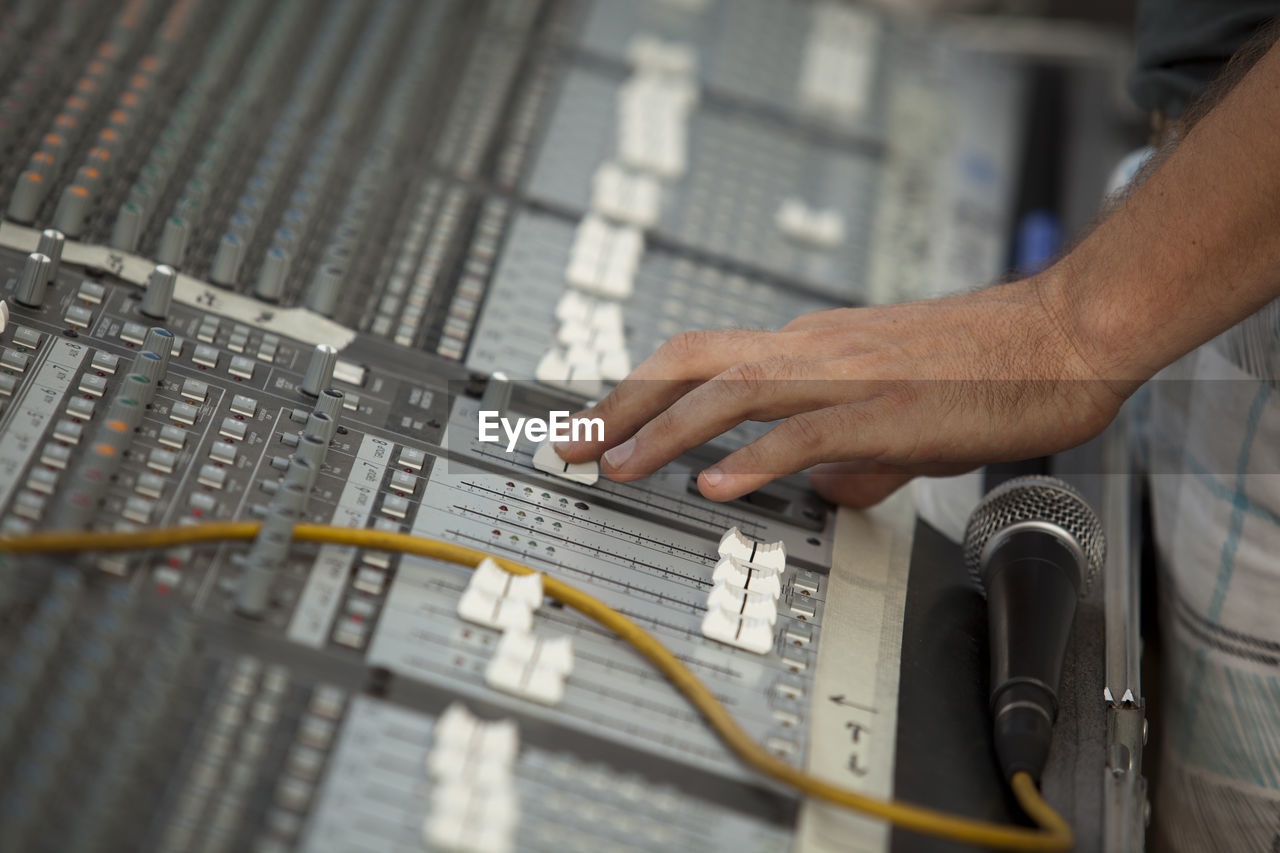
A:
602;436;636;470
553;441;576;460
701;466;724;487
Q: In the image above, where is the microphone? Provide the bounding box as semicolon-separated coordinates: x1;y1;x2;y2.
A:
962;476;1105;783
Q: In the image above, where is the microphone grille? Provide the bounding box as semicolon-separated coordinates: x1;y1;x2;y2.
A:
962;475;1106;593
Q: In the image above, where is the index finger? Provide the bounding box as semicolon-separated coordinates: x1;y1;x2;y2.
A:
556;328;784;462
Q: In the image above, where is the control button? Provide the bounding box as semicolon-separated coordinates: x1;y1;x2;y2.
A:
27;467;58;495
713;556;782;598
135;472;166;499
148;449;178;474
77;280;105;304
229;394;257;417
332;359;365;387
181;378;209;402
716;526;786;571
304;265;343;316
158;424;186;450
67;396;96;419
156;215;188;266
254;247;290;301
532;440;598;486
91;350;119;374
170;401;199;425
7;171;47;223
783;623;814;647
353;567;386;596
485;630;574;705
64;303;94;328
189;492;217;513
458;558;543;633
780;647;810;672
111;201;143;251
380;494;410;519
197;464;227;490
788;597;817;621
210;233;244;286
1;349;31;373
142;327;176;370
41;443;71;469
227;331;249;354
388;470;417;495
79;373;109;398
14;252;51;308
52;185;91;237
12;490;45;521
53;419;84;444
701;609;774;655
707;581;779;622
342;392;359;411
299;344;337;397
192;343;219;369
122;496;155;524
120;321;148;345
219;417;247;441
792;569;821;597
228;355;255;380
209;442;237;465
398;447;426;471
0;374;17;397
12;326;42;350
196;318;220;343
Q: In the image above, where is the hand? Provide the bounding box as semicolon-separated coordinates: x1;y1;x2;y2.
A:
555;275;1134;507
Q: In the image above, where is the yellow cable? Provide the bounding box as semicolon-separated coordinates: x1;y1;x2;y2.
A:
0;523;1073;852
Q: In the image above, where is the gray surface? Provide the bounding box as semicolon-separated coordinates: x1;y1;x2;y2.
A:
524;64;881;301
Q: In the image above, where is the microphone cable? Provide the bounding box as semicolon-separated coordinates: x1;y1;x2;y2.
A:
1;522;1074;852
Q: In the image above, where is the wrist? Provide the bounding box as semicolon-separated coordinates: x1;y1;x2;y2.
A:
1028;263;1152;395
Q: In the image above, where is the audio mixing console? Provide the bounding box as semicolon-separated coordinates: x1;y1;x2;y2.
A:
0;1;1035;851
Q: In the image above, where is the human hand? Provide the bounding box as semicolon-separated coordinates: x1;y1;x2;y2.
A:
555;275;1135;507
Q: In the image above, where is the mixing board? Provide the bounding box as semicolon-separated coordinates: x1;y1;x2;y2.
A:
0;1;1033;851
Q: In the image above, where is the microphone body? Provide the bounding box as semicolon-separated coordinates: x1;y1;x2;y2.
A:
964;477;1105;783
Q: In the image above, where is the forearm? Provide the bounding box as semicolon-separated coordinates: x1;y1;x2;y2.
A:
1047;33;1280;382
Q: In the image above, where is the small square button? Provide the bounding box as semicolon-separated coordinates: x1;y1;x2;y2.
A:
197;464;227;489
229;395;257;417
219;417;247;441
381;494;410;519
148;449;178;474
91;351;119;374
53;419;83;444
136;472;166;499
78;373;107;396
388;470;416;495
64;304;94;328
170;402;199;425
209;442;237;465
66;397;95;419
192;344;219;368
12;326;42;350
181;378;209;402
120;322;148;345
77;280;105;304
158;424;186;450
1;349;31;373
397;447;426;471
228;355;255;379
